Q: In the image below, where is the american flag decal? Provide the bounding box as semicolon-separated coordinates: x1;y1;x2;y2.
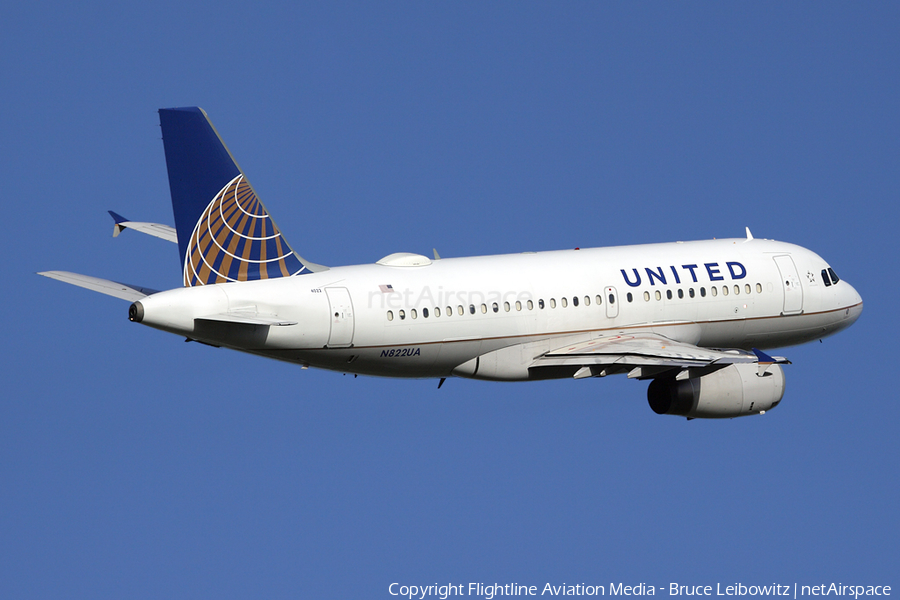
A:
379;284;395;293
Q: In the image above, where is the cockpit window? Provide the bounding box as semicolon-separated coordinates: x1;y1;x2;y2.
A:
821;269;832;287
828;268;840;285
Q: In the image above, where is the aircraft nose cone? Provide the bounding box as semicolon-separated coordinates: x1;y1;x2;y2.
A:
843;282;863;324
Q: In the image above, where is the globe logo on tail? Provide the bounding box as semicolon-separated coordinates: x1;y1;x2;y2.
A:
184;174;305;286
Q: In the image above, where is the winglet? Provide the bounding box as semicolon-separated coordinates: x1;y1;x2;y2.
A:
745;227;754;241
752;348;791;376
107;211;178;243
752;347;774;363
109;210;128;237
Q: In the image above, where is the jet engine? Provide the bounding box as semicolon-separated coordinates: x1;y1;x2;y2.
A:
647;363;785;419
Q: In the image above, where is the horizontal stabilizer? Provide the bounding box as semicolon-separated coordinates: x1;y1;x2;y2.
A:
191;311;294;348
38;271;159;302
109;211;178;243
195;312;297;326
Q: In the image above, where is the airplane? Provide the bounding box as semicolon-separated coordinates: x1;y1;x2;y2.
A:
39;107;863;420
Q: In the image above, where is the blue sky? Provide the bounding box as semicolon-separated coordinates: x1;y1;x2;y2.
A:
2;3;898;598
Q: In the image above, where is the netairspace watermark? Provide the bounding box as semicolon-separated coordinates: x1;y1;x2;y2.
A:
387;582;892;600
367;286;534;310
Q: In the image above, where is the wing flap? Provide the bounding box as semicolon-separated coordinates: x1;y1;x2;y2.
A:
532;332;788;377
38;271;158;302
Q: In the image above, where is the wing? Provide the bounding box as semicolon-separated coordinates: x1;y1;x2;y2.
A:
531;332;789;380
37;271;159;302
109;211;178;243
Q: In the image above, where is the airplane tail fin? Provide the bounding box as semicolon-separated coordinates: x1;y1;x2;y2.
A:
158;107;324;287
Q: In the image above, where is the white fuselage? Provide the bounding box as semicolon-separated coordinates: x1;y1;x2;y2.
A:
134;237;862;381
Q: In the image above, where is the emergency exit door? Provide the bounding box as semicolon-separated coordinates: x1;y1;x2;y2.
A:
605;286;619;319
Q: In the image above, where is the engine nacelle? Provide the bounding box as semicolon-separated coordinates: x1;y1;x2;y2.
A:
647;364;785;419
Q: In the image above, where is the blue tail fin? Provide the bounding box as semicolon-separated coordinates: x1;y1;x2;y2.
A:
159;107;323;286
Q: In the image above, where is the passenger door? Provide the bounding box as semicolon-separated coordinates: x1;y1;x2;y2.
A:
773;255;803;315
325;287;355;347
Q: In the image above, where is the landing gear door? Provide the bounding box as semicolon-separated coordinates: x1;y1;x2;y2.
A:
773;255;803;315
605;286;619;319
325;287;355;347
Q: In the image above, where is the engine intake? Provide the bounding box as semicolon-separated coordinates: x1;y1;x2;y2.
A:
647;363;785;419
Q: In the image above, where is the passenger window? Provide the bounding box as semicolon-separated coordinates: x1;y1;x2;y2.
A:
644;291;650;302
584;296;590;306
469;304;475;315
722;286;729;296
435;307;441;317
422;308;429;318
626;292;633;303
387;310;394;321
550;298;557;309
655;290;661;301
745;284;751;294
561;297;567;308
666;290;673;300
504;302;510;312
481;304;487;314
734;285;740;295
516;301;522;311
677;289;684;299
596;295;603;305
609;294;615;305
399;309;406;320
700;287;706;297
711;286;718;297
539;299;545;309
689;288;695;298
527;300;534;310
572;296;579;307
411;308;417;319
492;302;499;313
756;283;762;293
